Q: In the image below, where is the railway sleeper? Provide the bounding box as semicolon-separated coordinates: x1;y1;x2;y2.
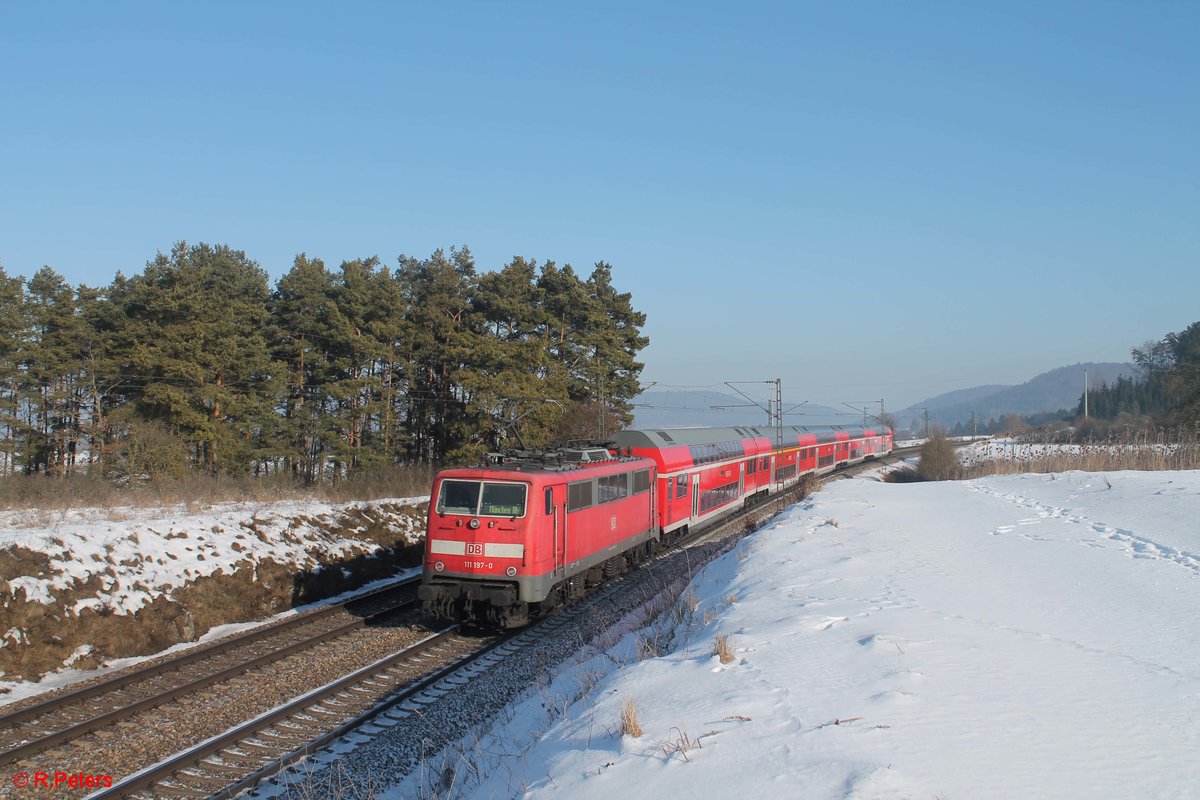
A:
196;760;254;779
154;781;212;797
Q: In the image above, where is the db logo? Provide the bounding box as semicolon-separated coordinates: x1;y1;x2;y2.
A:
610;516;617;530
466;543;483;556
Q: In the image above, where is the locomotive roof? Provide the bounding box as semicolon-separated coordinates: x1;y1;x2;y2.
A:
611;424;887;449
443;454;652;478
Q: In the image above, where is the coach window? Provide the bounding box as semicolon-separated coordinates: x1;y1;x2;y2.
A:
667;479;674;501
675;474;688;497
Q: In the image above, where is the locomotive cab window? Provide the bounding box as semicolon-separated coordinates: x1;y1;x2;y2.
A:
545;488;553;515
437;480;527;517
437;480;480;514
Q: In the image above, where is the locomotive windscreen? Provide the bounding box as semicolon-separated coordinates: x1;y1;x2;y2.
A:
436;479;527;517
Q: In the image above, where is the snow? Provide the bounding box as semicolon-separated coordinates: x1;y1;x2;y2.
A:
0;568;424;707
420;471;1200;800
0;496;428;614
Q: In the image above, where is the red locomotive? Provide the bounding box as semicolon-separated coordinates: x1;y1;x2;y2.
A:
418;424;892;626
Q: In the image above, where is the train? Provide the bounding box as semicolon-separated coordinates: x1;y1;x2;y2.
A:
417;423;893;626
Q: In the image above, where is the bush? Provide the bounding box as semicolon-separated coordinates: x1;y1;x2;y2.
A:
917;432;959;481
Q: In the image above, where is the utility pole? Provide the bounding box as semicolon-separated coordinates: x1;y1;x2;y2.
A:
597;370;606;439
773;377;782;445
923;407;929;438
723;378;785;445
843;399;886;427
1083;368;1088;418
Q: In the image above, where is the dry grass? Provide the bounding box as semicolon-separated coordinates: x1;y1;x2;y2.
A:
681;590;701;614
620;695;643;737
0;464;436;513
713;633;735;664
659;726;700;762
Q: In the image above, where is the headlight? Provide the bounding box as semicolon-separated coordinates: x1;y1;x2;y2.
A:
505;566;517;577
468;518;481;529
434;561;445;572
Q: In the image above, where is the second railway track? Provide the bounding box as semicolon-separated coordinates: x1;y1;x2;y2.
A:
0;576;422;773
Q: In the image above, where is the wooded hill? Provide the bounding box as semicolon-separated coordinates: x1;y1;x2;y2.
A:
0;243;648;482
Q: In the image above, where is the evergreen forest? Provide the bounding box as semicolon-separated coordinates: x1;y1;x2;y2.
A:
0;243;648;483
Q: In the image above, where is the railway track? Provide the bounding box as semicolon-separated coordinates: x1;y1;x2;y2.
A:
0;576;420;772
90;625;509;799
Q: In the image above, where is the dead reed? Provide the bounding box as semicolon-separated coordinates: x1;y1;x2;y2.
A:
961;429;1200;478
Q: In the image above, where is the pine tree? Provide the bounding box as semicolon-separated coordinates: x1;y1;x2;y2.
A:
271;254;338;482
0;265;27;476
469;257;562;454
118;243;276;473
399;247;481;463
585;262;649;432
23;267;88;475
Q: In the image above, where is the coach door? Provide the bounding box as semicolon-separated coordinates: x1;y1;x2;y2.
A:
691;473;700;520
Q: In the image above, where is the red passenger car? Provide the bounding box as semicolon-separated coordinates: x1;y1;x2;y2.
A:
609;424;892;539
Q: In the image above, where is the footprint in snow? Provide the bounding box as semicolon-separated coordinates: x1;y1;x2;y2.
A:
815;616;848;631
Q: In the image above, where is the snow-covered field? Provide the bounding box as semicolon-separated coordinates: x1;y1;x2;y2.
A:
0;496;428;692
421;471;1200;800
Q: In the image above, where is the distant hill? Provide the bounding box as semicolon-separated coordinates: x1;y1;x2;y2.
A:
631;390;848;429
894;362;1134;431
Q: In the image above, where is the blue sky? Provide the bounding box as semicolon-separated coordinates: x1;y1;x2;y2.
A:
2;2;1196;411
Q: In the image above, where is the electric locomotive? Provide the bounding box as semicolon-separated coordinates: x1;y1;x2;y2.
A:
417;446;658;627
